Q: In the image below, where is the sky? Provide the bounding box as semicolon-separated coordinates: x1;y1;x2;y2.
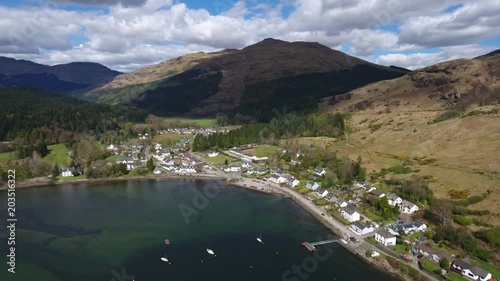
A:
0;0;499;72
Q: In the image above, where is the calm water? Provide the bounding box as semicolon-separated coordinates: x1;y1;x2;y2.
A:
0;179;399;281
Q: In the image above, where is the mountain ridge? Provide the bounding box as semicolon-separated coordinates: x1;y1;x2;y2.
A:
0;57;121;94
85;38;409;120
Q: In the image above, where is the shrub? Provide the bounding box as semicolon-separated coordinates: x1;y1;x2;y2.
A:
447;189;470;199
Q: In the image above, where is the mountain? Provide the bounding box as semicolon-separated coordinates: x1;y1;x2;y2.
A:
0;87;148;141
0;57;121;94
85;38;409;120
324;51;500;222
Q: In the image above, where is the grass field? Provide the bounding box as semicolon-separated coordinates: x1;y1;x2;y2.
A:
420;259;440;272
200;153;236;165
163;117;216;127
43;144;71;166
393;244;410;254
446;272;468;281
244;145;281;158
0;151;13;162
153;133;190;146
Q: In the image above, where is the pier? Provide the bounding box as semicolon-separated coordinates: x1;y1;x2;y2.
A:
301;239;339;251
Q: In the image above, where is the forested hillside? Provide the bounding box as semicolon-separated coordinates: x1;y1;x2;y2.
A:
0;87;148;141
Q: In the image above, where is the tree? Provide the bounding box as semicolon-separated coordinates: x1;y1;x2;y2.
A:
430;199;453;227
52;164;60;179
224;159;229;166
146;158;155;171
439;257;450;269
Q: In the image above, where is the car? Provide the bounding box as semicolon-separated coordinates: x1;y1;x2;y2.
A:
321;213;325;216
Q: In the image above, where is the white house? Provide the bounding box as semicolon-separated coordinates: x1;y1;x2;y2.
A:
314;167;326;176
177;165;196;174
269;174;287;184
374;229;396;246
241;162;251;168
340;206;360;222
306;182;321;191
365;185;377;192
400;200;419;214
206;150;219;157
451;259;492;281
370;189;386;198
286;177;300;188
350;222;375;235
336;200;348;208
387;193;403;206
230;165;241;173
315;187;329;197
61;168;73;177
153;167;162;175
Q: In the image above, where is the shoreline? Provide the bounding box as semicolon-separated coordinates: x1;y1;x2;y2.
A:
0;175;412;281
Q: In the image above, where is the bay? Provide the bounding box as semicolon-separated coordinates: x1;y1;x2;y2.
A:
0;179;399;281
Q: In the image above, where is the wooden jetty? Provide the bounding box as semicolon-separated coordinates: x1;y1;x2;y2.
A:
301;239;339;252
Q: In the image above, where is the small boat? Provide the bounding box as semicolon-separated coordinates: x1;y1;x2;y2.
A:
161;253;170;264
340;239;348;244
206;248;216;256
256;237;263;244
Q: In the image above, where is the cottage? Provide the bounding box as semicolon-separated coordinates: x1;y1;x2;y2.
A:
365;185;377;192
336;200;348;208
306;182;321;191
370;189;386;198
61;168;73;177
340;206;360;222
269;174;287;184
254;167;268;175
153;167;162;175
387;193;403;206
314;167;326;176
230;165;241;173
206;150;219;157
374;229;396;246
350;222;375;235
287;177;300;188
451;259;492;281
400;200;419;214
270;167;283;175
325;192;335;201
241;162;251;168
315;187;329;197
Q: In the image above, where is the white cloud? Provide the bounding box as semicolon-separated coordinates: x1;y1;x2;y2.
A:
0;0;498;71
376;44;497;70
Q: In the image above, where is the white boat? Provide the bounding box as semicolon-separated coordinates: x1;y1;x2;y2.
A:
256;237;263;244
161;253;170;264
340;239;348;244
206;248;215;256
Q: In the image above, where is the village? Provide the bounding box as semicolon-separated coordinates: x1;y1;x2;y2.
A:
55;125;496;281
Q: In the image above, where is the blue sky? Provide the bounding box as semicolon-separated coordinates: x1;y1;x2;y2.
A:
0;0;499;71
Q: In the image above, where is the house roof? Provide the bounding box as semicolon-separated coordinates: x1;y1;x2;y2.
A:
376;229;395;239
416;244;438;255
387;193;400;200
352;221;370;230
341;206;358;215
370;189;385;196
402;200;417;208
452;259;472;269
470;265;490;278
